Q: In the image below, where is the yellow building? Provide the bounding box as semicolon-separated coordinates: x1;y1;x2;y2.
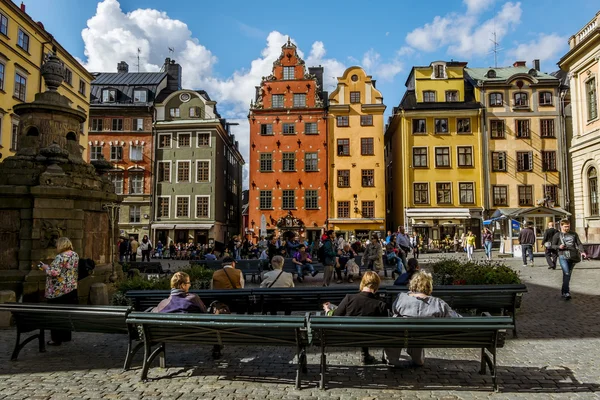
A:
328;66;386;240
384;61;484;247
0;0;93;160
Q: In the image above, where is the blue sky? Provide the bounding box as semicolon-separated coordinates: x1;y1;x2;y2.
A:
16;0;599;183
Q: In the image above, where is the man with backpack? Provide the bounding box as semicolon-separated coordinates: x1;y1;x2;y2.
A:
551;219;586;300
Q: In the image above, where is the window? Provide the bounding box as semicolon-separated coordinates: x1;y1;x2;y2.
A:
283;152;296;171
491;152;507;172
64;68;72;86
414;183;429;204
0;63;4;91
515;120;530;138
445;91;458;102
196;196;209;218
493;186;508;206
423;91;436;102
434;64;445;78
540;119;555;138
129;206;141;223
518;185;533;206
459;183;474;204
130;145;143;161
272;94;284;108
413;147;428;167
158;162;171;182
10;122;17;151
14;73;26;101
169;108;180;118
110;145;123;161
350;91;361;103
17;29;29;52
282;190;295;209
337;116;349;127
305;190;318;209
91;118;103;131
293;93;306;107
337;170;350;187
539;91;553;106
0;13;7;36
189;107;201;118
177;161;190;182
361;201;375;218
197;161;210;182
133;118;144;131
517;151;533;172
90;145;102;161
305;152;318;171
197;132;210;146
361;138;374;155
176;197;189;218
589;168;598;215
129;172;144;194
260;124;273;135
337;201;350;218
78;80;86;96
361;169;374;187
514;92;528;107
178;133;190;147
587;78;597;121
304;122;317;134
159;134;171;148
112;118;123;131
282;123;295;134
259;190;273;209
489;92;503;106
412;119;426;134
434;118;448;134
102;89;116;103
544;185;559;206
157;197;170;218
435;147;450;167
360;115;373;126
542;151;557;171
457;118;471;133
436;183;452;204
337;139;350;156
490;120;505;139
457;146;473;167
283;66;295;80
109;172;123;195
259;153;272;172
133;89;147;103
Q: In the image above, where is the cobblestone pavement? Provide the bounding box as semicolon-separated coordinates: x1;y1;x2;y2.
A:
1;252;600;399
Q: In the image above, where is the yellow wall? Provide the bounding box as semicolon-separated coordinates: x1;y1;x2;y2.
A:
415;66;466;102
0;0;92;160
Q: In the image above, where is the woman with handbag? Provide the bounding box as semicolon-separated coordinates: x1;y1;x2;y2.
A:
551;219;586;300
139;235;153;262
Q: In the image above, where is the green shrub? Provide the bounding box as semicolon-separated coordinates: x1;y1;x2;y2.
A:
116;276;171;293
431;259;521;285
179;265;213;284
111;291;133;306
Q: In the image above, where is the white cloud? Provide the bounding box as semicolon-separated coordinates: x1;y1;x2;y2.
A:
306;41;346;92
463;0;495;14
361;50;403;82
506;33;568;66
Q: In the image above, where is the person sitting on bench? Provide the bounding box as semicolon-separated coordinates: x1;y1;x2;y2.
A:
292;244;317;283
393;258;420;286
153;272;206;313
384;271;460;367
211;257;244;289
261;255;294;288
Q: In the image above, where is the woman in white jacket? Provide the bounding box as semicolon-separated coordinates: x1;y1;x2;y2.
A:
139;235;153;262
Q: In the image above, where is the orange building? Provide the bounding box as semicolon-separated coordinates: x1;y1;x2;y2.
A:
248;39;328;243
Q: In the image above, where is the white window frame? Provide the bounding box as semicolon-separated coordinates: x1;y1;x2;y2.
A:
102;89;116;103
457;146;474;167
435;182;453;205
175;195;190;219
130;145;143;161
129;205;142;223
458;181;476;204
176;160;191;183
195;159;212;183
109;172;124;195
128;171;144;195
90;145;103;161
110;145;123;161
132;118;144;131
133;89;147;103
434;146;451;168
157;161;172;183
156;196;170;219
177;132;191;148
293;93;306;107
195;195;211;219
17;28;29;52
169;107;180;118
158;133;172;149
196;131;211;147
14;72;26;101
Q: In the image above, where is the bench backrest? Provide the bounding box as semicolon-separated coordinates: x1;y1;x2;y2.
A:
251;287;354;313
125;290;254;313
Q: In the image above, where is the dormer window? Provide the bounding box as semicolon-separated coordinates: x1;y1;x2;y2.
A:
514;92;529;107
133;89;147;103
189;106;202;118
283;66;295;80
445;91;458;102
487;69;497;78
434;64;445;79
423;91;436;102
102;89;116;103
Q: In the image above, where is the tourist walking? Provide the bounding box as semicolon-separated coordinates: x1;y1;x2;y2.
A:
543;221;558;270
411;232;420;259
396;226;411;272
519;221;536;267
129;236;139;262
465;231;476;261
551;219;586;300
139;235;152;262
211;257;244;289
482;228;493;260
322;230;337;287
118;236;130;263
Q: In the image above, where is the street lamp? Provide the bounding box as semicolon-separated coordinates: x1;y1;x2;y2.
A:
353;194;359;214
103;202;121;283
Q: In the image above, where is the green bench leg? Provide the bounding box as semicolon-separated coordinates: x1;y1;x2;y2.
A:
123;339;144;371
319;343;326;390
11;328;45;361
140;342;166;382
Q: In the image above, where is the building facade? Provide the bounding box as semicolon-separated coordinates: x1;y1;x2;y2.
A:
247;39;328;243
559;11;600;242
89;60;169;239
385;61;484;247
153;84;244;246
0;0;93;160
328;66;386;241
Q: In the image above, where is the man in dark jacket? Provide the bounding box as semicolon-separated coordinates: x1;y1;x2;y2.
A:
322;230;337;287
118;238;130;263
543;221;558;270
551;219;586;300
518;221;536;267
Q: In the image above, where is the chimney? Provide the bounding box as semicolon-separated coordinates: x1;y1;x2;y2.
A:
117;61;129;73
20;2;25;12
533;59;540;71
513;61;526;68
165;58;182;91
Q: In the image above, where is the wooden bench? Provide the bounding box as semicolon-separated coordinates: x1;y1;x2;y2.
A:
125;289;255;314
309;314;513;391
190;260;262;283
384;284;528;337
0;303;140;370
126;312;310;388
252;287;358;315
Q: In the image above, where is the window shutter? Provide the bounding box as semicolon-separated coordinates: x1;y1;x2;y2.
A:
528;152;533;171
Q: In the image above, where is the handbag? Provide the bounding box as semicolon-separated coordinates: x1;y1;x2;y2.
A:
346;259;359;275
560;234;581;263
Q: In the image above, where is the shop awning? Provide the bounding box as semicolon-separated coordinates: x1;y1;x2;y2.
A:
406;208;473;220
491;206;571;219
174;224;214;230
151;224;175;229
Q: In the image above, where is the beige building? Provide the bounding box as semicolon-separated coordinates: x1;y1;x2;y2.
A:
559;11;600;241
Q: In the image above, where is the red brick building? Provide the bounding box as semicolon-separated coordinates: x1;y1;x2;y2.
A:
248;40;328;243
